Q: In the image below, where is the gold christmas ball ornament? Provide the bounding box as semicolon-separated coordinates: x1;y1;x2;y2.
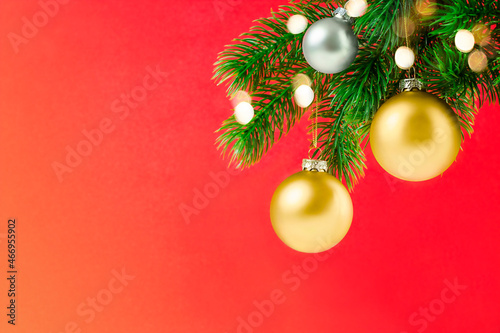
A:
270;159;353;253
370;79;462;182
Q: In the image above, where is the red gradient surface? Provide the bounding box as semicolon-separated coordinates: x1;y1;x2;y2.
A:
0;1;499;332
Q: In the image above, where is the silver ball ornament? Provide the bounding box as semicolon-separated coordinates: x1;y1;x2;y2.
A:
302;16;359;74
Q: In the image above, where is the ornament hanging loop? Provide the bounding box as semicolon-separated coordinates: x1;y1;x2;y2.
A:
411;66;417;79
308;147;323;160
312;71;320;150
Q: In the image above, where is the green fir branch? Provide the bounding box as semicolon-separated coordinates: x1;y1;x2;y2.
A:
312;99;368;189
419;42;500;136
328;44;398;124
422;0;499;38
212;1;335;96
354;0;402;50
494;57;500;86
216;68;310;168
213;0;500;188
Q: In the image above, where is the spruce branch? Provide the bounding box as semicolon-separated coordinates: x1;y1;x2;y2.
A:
328;44;398;124
354;0;402;50
213;0;500;188
419;41;500;136
305;73;368;189
494;58;500;86
312;100;368;189
212;1;335;97
422;0;499;38
216;67;311;168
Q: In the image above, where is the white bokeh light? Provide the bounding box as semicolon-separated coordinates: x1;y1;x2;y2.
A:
395;46;415;70
455;29;475;53
291;74;312;90
294;85;315;108
230;90;251;108
234;102;254;125
287;15;308;34
468;50;488;72
345;0;368;18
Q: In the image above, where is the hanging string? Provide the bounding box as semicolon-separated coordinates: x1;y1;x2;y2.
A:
313;71;319;149
403;0;418;80
412;66;417;80
403;0;412;79
404;5;410;50
308;71;321;160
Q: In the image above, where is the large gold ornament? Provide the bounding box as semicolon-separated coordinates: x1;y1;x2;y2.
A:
270;160;353;253
370;80;462;182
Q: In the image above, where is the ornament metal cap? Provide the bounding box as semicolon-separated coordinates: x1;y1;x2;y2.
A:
399;78;424;92
334;7;353;23
302;159;328;172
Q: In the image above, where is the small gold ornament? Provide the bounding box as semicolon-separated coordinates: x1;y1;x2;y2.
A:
370;79;462;182
270;159;353;253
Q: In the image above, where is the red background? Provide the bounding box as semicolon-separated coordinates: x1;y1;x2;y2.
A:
1;1;499;332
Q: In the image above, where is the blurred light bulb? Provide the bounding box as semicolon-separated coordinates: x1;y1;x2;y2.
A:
291;74;312;90
287;15;308;34
234;102;254;125
393;17;415;37
230;90;251;108
294;85;314;108
472;23;491;47
468;50;488;72
395;46;415;70
416;0;437;16
455;29;475;53
345;0;368;17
